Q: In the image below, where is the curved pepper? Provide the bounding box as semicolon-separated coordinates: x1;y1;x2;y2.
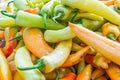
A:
102;22;120;40
1;10;65;30
61;0;120;25
76;64;92;80
74;12;104;21
69;22;120;66
81;18;105;31
59;72;76;80
77;58;86;74
23;27;53;58
2;27;19;57
0;49;12;80
106;63;120;80
93;53;111;69
15;46;45;80
71;42;83;51
18;39;72;73
0;15;16;27
91;68;105;80
53;4;72;22
61;46;90;68
40;0;60;29
44;27;75;43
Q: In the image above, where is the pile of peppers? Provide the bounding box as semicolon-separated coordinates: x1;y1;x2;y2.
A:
1;0;120;80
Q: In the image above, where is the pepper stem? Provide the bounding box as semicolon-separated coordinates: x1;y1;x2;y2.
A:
43;12;48;29
1;10;16;19
107;33;115;41
70;66;76;73
18;59;45;72
71;11;78;23
7;0;14;7
52;13;63;23
0;28;5;31
55;70;59;80
114;6;120;13
9;33;22;41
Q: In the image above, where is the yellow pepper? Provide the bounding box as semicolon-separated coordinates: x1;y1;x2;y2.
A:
102;22;120;40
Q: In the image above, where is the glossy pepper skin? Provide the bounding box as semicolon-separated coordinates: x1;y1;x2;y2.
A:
69;23;120;66
1;10;65;30
0;49;12;80
0;15;16;27
106;63;120;80
102;22;120;40
2;27;19;57
76;64;92;80
18;39;72;73
13;0;30;10
23;27;53;58
15;46;45;80
61;0;120;25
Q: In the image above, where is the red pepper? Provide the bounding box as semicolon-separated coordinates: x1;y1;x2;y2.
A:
85;54;98;68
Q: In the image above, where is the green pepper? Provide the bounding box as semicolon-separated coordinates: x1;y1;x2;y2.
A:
44;27;75;43
93;53;111;69
1;10;65;30
18;39;72;73
61;0;120;25
81;18;105;31
40;0;60;29
15;46;45;80
14;0;30;10
74;12;104;21
0;15;16;27
53;4;72;22
77;58;86;74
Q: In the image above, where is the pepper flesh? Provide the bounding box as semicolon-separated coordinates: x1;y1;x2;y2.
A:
61;0;120;25
69;22;120;65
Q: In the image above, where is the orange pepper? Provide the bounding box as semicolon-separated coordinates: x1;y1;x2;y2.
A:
106;63;120;80
59;72;76;80
23;28;53;58
101;0;115;6
61;46;90;67
76;64;92;80
69;22;120;65
0;49;12;80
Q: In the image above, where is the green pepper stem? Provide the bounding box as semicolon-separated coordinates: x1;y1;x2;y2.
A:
0;28;5;31
114;7;120;13
107;33;115;41
71;11;78;23
52;13;63;23
1;10;16;19
9;33;22;41
43;12;47;29
70;66;76;73
18;59;45;72
7;0;14;6
55;70;59;80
